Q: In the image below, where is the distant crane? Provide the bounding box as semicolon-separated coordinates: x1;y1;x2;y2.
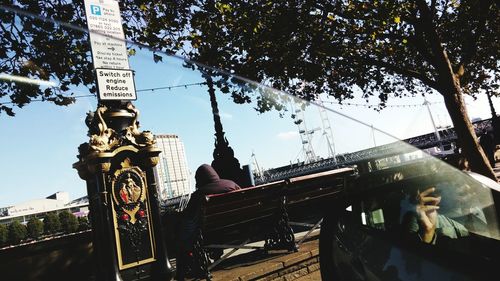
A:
423;99;444;151
250;151;264;180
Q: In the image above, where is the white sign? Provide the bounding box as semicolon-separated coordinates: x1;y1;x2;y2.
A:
84;0;129;69
96;69;136;100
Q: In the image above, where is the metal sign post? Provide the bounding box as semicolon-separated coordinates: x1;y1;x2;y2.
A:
84;0;129;70
75;1;173;280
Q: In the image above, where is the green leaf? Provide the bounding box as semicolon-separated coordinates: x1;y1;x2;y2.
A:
153;53;163;63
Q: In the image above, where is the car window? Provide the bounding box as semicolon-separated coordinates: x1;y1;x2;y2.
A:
356;165;500;258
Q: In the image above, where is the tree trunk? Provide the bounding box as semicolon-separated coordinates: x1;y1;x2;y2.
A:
440;82;496;180
415;0;496;180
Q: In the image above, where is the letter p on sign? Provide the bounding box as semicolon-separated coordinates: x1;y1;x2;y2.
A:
90;5;101;16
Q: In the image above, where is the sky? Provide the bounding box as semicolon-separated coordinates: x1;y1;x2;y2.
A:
0;8;497;208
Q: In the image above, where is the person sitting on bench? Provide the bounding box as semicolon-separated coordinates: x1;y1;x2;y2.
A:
194;164;241;195
176;164;240;280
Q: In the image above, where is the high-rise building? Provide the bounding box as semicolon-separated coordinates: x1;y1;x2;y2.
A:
154;134;192;200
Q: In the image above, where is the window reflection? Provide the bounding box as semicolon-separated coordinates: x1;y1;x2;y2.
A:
402;186;470;244
357;169;500;250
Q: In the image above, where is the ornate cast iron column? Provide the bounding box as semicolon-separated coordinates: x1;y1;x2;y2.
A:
74;101;173;281
205;76;246;187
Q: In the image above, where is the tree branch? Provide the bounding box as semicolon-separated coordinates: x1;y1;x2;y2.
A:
431;0;437;16
412;21;438;68
456;0;488;78
415;0;456;85
362;56;438;89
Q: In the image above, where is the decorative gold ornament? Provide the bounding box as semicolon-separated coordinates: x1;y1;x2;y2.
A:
97;162;111;173
89;106;119;152
110;162;156;269
124;102;156;147
111;165;147;224
137;156;160;168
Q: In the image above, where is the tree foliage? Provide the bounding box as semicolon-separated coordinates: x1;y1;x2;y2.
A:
77;216;90;231
59;211;78;234
123;0;499;178
8;220;27;244
1;1;498;177
122;1;498;104
27;217;44;239
0;1;93;116
0;223;7;246
43;212;61;234
2;1;497;114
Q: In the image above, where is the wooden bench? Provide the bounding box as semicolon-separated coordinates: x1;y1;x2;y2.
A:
173;167;355;280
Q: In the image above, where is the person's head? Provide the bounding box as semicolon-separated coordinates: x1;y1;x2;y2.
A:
195;164;220;189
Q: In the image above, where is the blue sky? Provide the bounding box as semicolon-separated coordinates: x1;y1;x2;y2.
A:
0;10;496;207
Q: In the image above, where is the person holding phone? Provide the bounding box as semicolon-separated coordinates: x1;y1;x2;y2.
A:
404;187;469;244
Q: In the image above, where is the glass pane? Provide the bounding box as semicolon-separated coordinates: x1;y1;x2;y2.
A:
1;0;499;239
0;5;499;281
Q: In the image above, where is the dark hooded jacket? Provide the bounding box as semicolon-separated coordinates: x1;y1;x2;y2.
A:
176;164;240;276
194;164;241;195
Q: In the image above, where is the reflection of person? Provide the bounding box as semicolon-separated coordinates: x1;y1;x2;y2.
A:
176;164;240;280
404;187;469;244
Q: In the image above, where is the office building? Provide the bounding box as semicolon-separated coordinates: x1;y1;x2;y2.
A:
154;134;192;200
0;192;89;225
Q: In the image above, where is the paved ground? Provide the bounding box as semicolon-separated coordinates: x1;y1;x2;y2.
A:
294;270;321;281
212;237;319;281
182;231;321;281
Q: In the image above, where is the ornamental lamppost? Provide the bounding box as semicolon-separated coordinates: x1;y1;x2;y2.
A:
74;101;173;281
74;1;172;280
205;75;248;186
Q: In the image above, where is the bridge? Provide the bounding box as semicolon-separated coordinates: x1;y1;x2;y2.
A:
254;118;493;184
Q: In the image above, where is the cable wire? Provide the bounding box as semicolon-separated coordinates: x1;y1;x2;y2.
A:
321;100;442;108
136;82;206;92
0;82;207;105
